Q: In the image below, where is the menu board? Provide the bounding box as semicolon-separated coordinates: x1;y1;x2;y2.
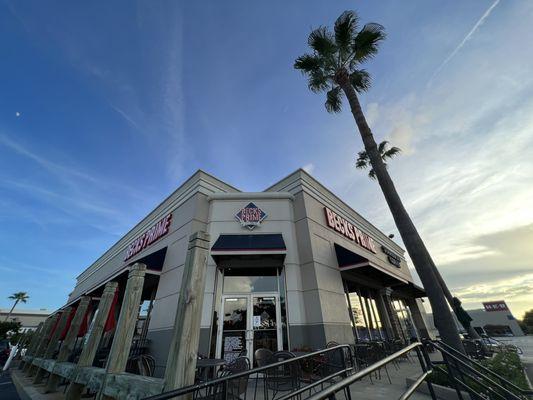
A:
223;333;244;363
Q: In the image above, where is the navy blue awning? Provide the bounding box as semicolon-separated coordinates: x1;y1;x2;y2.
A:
211;234;286;252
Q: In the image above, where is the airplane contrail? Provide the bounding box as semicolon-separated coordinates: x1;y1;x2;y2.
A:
428;0;500;86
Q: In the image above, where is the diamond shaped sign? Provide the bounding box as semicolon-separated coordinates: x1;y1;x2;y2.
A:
235;202;267;230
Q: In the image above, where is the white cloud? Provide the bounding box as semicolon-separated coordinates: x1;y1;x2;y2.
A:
428;0;500;86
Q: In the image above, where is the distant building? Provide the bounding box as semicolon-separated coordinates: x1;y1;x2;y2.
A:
425;300;524;338
0;309;50;332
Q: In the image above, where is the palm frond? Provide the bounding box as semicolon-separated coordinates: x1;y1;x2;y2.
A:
353;23;386;63
308;26;337;57
308;69;330;93
383;146;401;160
355;150;369;169
368;168;377;179
294;53;324;74
325;86;342;113
350;69;371;93
334;11;358;57
378;140;389;154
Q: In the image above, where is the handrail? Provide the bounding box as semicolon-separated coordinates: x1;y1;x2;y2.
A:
484;337;524;355
143;344;353;400
433;340;533;396
276;368;353;400
303;342;432;400
399;370;431;400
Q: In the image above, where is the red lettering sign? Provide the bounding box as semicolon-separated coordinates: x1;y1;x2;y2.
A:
324;207;377;253
124;214;172;261
483;301;509;312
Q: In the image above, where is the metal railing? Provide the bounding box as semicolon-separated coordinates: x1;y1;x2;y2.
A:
430;340;533;400
144;344;354;400
302;342;435;400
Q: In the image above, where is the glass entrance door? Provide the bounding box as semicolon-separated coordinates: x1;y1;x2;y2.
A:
217;294;281;365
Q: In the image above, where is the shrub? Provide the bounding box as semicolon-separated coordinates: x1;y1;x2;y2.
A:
428;350;529;397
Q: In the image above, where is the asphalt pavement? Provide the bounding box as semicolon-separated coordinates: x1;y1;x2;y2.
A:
0;370;21;400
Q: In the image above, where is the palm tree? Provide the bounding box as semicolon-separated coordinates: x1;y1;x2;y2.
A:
295;10;464;352
356;140;401;179
4;292;29;322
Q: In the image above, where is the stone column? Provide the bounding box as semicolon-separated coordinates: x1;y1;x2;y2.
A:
97;263;147;400
27;313;60;376
65;281;118;400
406;298;430;339
380;288;403;340
34;307;72;384
45;296;91;393
375;292;395;340
164;232;210;393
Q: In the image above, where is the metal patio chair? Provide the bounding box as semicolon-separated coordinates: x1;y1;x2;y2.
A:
265;351;300;400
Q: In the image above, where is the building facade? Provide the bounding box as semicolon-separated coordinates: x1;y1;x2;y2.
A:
0;309;50;332
425;300;525;338
64;170;429;377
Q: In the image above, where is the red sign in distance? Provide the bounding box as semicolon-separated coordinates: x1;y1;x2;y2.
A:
483;301;509;312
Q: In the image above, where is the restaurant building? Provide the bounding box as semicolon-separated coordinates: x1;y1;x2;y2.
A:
64;169;429;377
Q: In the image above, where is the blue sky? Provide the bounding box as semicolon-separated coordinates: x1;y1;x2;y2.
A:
1;1;532;317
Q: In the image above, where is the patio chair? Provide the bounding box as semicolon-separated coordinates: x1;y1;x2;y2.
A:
200;356;251;400
265;351;300;400
252;348;274;400
367;342;391;384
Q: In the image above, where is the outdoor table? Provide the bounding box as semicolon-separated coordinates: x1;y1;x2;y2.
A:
196;358;226;381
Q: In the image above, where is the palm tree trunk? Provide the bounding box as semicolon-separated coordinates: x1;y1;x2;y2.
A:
336;70;464;353
4;299;19;322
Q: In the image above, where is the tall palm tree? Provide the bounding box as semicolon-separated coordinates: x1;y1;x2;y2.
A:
356;140;401;179
4;292;29;322
295;10;464;352
357;142;482;340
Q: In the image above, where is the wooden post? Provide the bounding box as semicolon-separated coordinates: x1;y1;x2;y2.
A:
65;282;118;400
45;296;91;393
97;262;146;400
19;322;43;369
27;314;60;376
164;232;210;393
34;307;72;384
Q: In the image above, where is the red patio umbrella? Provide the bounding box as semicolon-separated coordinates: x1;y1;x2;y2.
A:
104;287;119;333
60;307;77;340
77;301;93;338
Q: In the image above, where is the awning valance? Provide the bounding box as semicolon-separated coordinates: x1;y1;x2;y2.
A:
334;242;425;297
211;234;286;253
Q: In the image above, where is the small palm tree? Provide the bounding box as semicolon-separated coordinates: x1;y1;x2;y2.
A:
295;10;465;352
356;141;401;179
4;292;29;322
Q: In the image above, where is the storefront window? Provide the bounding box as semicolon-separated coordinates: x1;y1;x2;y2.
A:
369;296;386;340
348;292;370;341
393;299;418;341
345;284;389;342
223;268;278;293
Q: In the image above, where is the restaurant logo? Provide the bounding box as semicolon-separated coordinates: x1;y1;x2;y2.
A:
381;246;401;268
483;301;509;312
124;213;172;261
324;207;377;253
235;202;267;230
